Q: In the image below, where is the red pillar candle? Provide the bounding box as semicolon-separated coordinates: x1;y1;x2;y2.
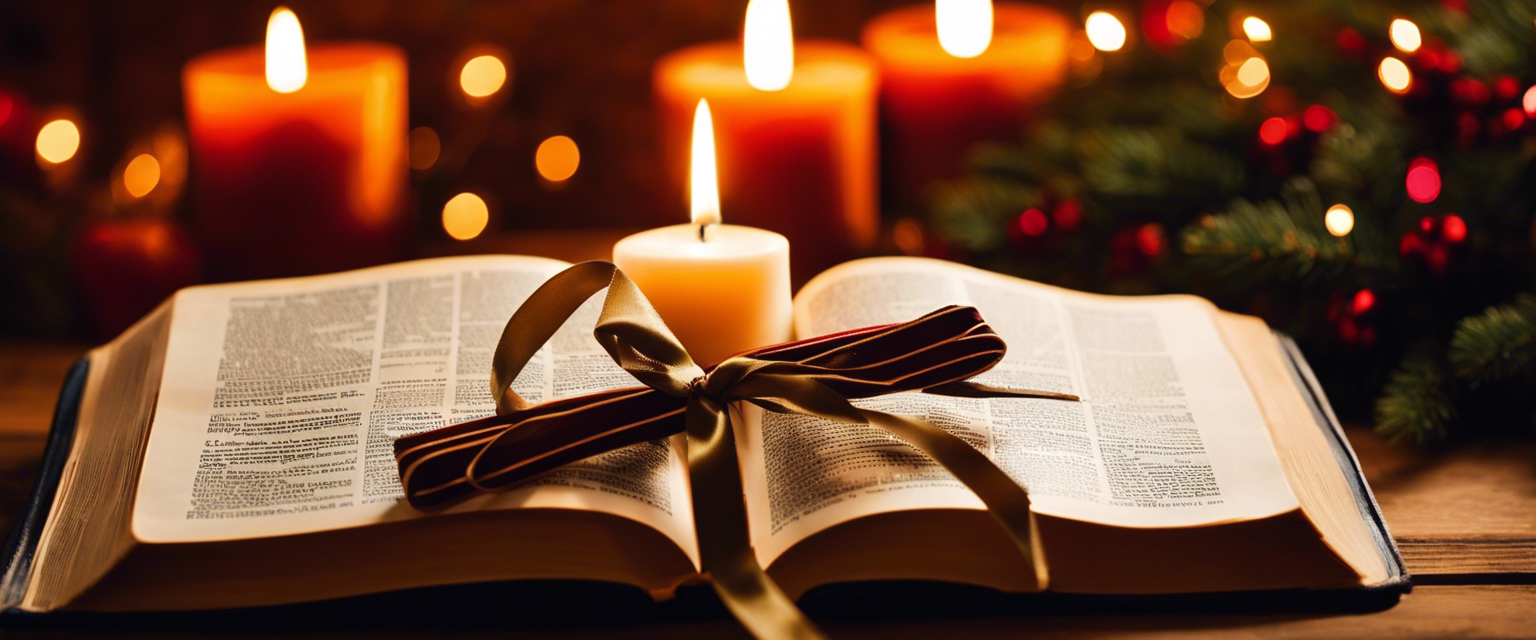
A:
654;0;878;283
183;7;407;281
863;1;1071;212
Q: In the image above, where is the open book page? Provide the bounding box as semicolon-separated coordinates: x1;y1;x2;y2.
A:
132;256;697;563
742;257;1297;563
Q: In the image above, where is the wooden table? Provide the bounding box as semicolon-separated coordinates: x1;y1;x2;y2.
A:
2;339;1533;637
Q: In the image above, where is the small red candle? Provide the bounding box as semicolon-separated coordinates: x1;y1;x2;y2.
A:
654;0;878;282
863;1;1071;212
183;7;407;281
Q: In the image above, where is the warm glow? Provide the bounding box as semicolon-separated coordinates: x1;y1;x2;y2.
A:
535;135;580;182
1325;204;1355;237
1085;12;1126;52
442;192;489;241
1165;0;1204;40
265;7;307;93
1524;85;1536;117
35;118;80;164
1406;158;1440;203
936;0;994;59
460;55;507;98
1379;57;1412;93
744;0;794;91
690;99;721;227
123;154;161;198
1223;39;1258;65
1242;17;1272;42
1389;19;1421;53
1237;57;1269;86
409;127;440;170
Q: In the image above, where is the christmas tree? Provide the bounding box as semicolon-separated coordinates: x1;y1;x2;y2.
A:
924;0;1536;443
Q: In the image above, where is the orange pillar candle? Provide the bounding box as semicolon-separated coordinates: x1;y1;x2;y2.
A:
183;7;407;281
863;1;1071;212
654;0;877;283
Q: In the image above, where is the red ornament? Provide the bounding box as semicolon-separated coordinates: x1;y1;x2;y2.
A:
71;217;203;339
1016;208;1049;237
1109;223;1164;276
1259;117;1289;146
1051;199;1083;231
1335;28;1366;58
1495;76;1521;101
1406;158;1441;203
1400;214;1468;275
1302;105;1338;133
1450;78;1491;106
1328;289;1379;346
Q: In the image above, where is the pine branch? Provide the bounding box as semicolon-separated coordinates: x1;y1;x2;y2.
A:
1448;294;1536;384
929;178;1040;253
1375;355;1458;445
1180;182;1395;290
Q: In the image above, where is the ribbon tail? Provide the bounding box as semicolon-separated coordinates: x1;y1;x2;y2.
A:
685;397;826;640
857;408;1049;590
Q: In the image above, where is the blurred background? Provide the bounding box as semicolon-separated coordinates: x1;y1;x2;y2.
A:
2;0;1535;442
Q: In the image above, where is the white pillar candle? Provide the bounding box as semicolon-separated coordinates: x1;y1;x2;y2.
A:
613;224;792;366
613;98;793;366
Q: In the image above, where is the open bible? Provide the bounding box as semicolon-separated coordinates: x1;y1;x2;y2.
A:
1;255;1407;615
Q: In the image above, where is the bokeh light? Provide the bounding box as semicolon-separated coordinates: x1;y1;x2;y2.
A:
1379;57;1412;94
1242;17;1272;42
535;135;581;183
1259;117;1288;145
1523;85;1536;118
1389;19;1421;53
1017;209;1048;236
409;126;440;170
1442;214;1467;243
36;118;80;164
442;192;489;241
1406;158;1441;203
1165;0;1204;40
460;54;507;98
1325;204;1355;237
1303;105;1338;132
1236;56;1269;86
1351;289;1376;315
123;154;161;198
1085;12;1126;52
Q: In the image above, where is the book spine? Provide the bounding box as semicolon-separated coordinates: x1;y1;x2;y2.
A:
0;357;89;612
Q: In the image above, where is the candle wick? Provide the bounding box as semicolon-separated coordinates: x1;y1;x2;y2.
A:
698;223;710;242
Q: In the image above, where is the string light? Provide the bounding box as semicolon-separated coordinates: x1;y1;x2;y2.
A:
1379;57;1412;94
1085;12;1126;52
1389;19;1421;53
1242;17;1272;42
1325;204;1355;237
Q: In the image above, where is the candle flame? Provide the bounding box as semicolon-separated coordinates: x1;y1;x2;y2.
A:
690;99;721;228
744;0;794;91
936;0;993;59
265;7;308;93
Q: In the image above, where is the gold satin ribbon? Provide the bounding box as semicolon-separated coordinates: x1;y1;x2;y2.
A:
396;261;1077;640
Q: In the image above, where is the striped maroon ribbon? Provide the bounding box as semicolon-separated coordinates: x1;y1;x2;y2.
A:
394;304;1041;509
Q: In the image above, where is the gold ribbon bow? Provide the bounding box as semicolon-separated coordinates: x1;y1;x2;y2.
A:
396;261;1077;640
